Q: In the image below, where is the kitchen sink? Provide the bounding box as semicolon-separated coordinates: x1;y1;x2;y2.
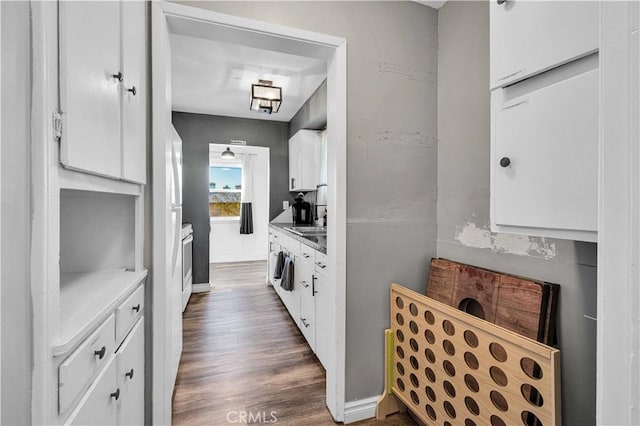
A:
284;226;327;236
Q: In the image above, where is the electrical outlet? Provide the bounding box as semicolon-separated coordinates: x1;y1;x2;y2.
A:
283;201;289;210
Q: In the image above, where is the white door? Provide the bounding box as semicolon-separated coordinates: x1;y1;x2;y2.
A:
121;0;147;184
300;132;321;191
169;125;183;386
59;1;122;179
289;136;301;191
492;68;598;232
490;0;598;89
116;319;144;426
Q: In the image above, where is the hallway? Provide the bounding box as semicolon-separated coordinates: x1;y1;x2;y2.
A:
171;261;416;425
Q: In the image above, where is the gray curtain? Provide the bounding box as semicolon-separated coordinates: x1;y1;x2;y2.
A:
240;202;253;234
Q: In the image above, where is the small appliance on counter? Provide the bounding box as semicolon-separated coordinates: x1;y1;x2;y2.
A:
292;192;313;225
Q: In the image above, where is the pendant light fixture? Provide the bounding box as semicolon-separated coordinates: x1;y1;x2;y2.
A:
250;79;282;114
221;147;235;159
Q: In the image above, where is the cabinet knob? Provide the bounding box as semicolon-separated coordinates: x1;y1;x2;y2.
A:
301;280;309;288
127;86;137;96
110;388;120;401
112;71;123;82
132;304;141;312
497;0;507;4
94;346;106;360
499;157;511;168
301;318;310;328
125;368;134;379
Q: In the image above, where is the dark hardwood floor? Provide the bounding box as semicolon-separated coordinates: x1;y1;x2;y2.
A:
172;261;416;426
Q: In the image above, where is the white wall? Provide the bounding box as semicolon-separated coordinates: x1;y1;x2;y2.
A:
1;1;32;423
209;145;269;264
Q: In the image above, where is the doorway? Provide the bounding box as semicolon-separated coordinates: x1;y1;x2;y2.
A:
152;3;347;424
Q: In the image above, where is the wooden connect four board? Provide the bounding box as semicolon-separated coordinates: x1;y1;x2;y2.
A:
387;284;561;426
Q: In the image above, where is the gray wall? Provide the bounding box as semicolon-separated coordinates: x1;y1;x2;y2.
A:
288;79;327;138
179;1;439;402
172;112;290;285
1;1;33;424
437;2;597;425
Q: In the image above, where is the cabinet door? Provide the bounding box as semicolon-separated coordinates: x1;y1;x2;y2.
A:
314;273;332;369
117;318;144;426
299;281;316;351
300;133;321;191
490;1;598;89
59;1;122;179
64;357;118;426
289;136;302;191
121;0;147;184
492;68;598;236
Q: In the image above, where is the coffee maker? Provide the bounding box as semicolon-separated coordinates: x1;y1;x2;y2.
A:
292;193;313;225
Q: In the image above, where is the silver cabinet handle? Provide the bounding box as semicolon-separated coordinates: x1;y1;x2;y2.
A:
312;275;317;296
112;71;123;81
127;86;137;96
301;280;309;288
497;0;507;4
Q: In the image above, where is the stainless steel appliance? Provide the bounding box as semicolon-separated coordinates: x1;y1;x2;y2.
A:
181;223;193;312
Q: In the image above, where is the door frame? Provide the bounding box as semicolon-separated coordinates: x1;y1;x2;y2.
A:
597;2;640;424
150;2;347;423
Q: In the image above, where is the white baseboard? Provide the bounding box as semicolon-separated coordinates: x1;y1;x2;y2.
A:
192;282;212;293
344;396;378;424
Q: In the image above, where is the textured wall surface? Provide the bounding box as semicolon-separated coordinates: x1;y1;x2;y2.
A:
172;112;289;284
437;2;597;424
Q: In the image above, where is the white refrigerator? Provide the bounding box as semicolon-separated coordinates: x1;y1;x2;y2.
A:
168;124;184;390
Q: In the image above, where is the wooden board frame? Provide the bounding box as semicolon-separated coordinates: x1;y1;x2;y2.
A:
378;284;561;426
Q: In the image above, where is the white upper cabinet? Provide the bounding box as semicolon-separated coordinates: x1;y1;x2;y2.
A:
59;1;122;179
491;65;598;241
490;0;598;89
59;1;147;184
121;0;147;184
289;130;322;192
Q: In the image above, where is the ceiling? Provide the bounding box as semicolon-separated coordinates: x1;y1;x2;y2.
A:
170;34;327;122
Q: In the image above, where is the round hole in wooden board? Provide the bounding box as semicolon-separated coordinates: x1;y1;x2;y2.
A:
396;346;405;359
464;330;479;348
395;296;404;309
521;357;544;380
443;339;456;356
442;319;456;336
425;329;436;344
443;400;457;419
424;310;435;325
425;385;436;402
409;338;419;352
490;390;509;412
410;373;420;388
409;356;419;370
396;362;405;376
521;410;544;426
425;348;436;364
490;365;508;387
459;297;486;320
465;419;477;426
464;374;480;393
443;380;456;398
396;313;404;326
425;367;436;383
410;390;420;405
489;342;508;363
521;383;544;407
465;396;480;416
425;404;437;421
396;329;405;342
443;360;456;377
396;378;405;391
409;320;419;335
490;415;507;426
464;351;479;370
409;302;419;316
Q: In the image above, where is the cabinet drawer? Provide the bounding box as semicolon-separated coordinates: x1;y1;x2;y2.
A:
492;67;598;235
59;314;116;414
315;251;328;275
298;246;315;263
116;285;144;345
300;290;316;351
117;318;144;426
490;0;598;89
64;356;118;426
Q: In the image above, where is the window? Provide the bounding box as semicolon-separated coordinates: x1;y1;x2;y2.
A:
209;166;242;217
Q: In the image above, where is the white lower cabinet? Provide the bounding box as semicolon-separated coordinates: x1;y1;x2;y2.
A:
268;227;333;369
116;318;144;426
65;357;118;426
58;284;145;425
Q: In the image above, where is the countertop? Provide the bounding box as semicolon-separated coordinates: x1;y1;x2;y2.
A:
269;223;327;254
